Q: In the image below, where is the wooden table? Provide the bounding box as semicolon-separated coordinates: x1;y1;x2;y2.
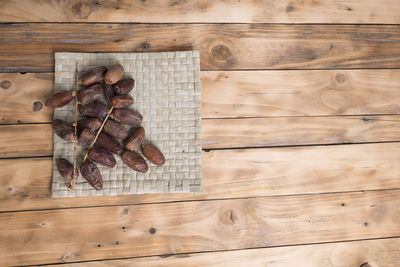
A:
1;1;400;266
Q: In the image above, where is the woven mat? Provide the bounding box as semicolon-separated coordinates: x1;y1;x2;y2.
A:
51;52;202;198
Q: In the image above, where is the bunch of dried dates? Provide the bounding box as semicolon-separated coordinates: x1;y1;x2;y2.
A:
47;64;165;190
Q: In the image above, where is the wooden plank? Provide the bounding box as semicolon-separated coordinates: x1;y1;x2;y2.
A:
2;142;400;212
1;190;399;265
47;238;400;267
1;24;400;72
203;115;400;148
0;124;52;158
202;70;400;118
0;73;53;123
2;70;400;123
2;113;400;158
1;0;399;24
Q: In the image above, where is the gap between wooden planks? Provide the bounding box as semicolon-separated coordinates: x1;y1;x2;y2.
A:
2;142;400;212
1;24;400;72
2;70;400;123
44;237;400;267
0;189;399;266
1;0;399;24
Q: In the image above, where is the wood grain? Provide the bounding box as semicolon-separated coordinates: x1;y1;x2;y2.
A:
0;124;52;158
48;238;400;267
2;70;400;124
1;24;400;72
1;190;399;265
2;113;400;157
0;73;53;123
202;70;400;118
2;142;400;212
1;0;399;24
203;115;400;148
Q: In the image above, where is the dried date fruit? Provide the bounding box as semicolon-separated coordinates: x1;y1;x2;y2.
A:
124;127;145;151
80;66;107;86
121;151;148;173
77;118;102;132
53;119;74;141
77;84;103;106
88;147;116;167
113;78;134;95
104;119;128;140
105;64;124;85
45;91;73;108
80;160;103;190
78;128;95;146
142;143;165;166
111;95;134;108
97;132;123;154
56;158;79;181
79;101;107;118
110;108;143;125
104;84;115;106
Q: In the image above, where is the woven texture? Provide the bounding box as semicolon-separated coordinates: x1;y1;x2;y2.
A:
52;52;202;197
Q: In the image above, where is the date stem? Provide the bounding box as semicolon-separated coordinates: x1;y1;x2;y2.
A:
69;63;81;191
82;107;114;163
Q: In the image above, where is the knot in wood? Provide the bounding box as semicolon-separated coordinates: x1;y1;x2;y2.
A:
335;73;346;83
219;209;237;225
1;80;11;89
211;45;231;61
33;101;42;111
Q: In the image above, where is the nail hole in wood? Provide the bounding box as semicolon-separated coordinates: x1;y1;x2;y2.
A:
364;222;368;226
341;203;345;206
149;227;156;234
19;72;27;75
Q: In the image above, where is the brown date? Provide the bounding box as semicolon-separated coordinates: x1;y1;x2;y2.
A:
78;128;95;146
104;84;115;106
105;64;124;85
79;101;107;118
121;151;148;173
125;127;145;151
77;118;102;132
88;147;116;168
80;160;103;190
142;143;165;166
77;83;103;106
45;91;73;108
111;95;134;108
110;108;143;125
97;132;123;154
104;119;128;140
53;119;74;141
113;78;134;95
56;158;79;181
80;66;107;86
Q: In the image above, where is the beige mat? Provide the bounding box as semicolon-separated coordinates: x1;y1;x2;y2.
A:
52;52;202;197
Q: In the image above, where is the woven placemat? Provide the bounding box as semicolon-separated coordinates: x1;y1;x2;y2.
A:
52;51;202;197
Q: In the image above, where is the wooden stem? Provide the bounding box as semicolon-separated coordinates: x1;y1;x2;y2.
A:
82;107;114;163
68;63;80;191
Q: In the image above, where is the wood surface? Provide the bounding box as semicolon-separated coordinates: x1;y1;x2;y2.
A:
1;0;400;265
1;190;399;265
1;24;400;72
2;70;400;124
1;0;399;24
203;115;400;148
49;238;400;267
2;114;400;157
2;142;400;212
0;124;52;158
